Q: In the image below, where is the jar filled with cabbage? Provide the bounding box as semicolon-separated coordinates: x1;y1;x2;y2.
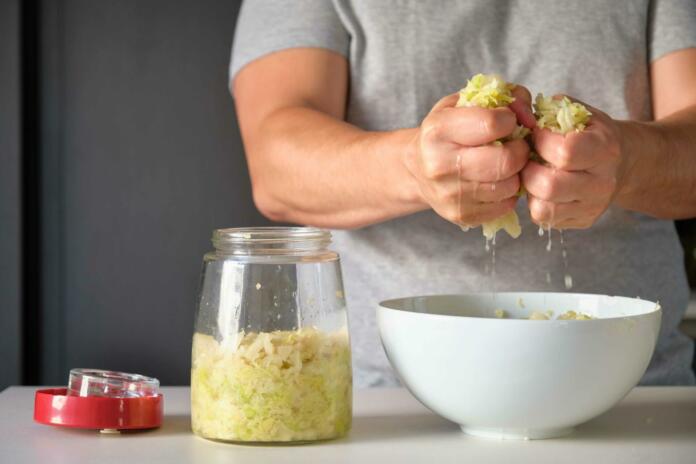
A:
191;227;352;443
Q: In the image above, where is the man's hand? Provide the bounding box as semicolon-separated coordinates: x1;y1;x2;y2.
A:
404;88;532;227
522;99;627;229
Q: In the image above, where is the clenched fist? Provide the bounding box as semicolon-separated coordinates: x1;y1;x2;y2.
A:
404;88;533;227
522;98;628;229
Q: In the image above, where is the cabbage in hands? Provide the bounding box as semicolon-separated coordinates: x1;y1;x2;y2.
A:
191;327;352;442
534;94;592;134
456;74;527;240
456;74;516;109
453;76;593;239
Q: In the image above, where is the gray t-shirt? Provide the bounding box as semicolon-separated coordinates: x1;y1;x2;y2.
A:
231;0;696;387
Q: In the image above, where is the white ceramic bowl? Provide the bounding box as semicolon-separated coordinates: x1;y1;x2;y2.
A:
377;292;661;440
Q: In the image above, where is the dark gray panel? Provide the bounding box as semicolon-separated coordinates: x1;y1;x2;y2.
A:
42;0;265;385
0;0;22;390
40;0;68;386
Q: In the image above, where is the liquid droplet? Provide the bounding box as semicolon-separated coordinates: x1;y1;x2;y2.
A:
538;225;544;236
460;225;470;232
485;239;490;252
559;230;571;291
495;148;503;184
456;154;463;227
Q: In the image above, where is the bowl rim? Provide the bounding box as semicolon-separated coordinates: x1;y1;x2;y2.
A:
378;292;661;323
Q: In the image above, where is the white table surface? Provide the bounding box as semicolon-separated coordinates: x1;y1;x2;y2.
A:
2;386;696;464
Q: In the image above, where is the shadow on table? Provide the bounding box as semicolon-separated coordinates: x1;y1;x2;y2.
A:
571;398;696;442
344;413;459;443
144;413;458;445
150;415;192;436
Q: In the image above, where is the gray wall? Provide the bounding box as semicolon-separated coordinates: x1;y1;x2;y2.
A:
0;0;22;390
37;0;265;385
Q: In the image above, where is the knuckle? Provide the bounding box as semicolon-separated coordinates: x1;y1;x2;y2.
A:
447;205;465;224
556;143;574;169
496;150;511;178
513;138;531;158
528;198;545;221
421;121;442;144
607;137;621;160
479;112;495;137
507;175;521;196
431;182;451;202
501;197;517;212
498;144;523;178
444;185;460;202
480;111;508;138
421;154;447;180
538;174;557;200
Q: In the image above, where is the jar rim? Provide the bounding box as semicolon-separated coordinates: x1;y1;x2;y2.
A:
212;227;332;254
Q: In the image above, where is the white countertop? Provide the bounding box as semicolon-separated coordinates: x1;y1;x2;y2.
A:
2;386;696;464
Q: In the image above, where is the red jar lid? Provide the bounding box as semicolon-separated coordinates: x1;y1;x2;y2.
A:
34;388;163;430
34;369;163;431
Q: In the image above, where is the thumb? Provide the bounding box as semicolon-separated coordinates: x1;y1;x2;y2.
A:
510;85;536;129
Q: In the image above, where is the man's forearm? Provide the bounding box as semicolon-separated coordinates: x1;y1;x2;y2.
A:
615;106;696;219
244;106;426;229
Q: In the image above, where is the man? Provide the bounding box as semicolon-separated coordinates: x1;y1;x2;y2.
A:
230;0;696;387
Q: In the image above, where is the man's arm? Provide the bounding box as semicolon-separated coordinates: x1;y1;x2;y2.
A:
233;48;424;229
234;48;529;229
615;48;696;219
522;48;696;228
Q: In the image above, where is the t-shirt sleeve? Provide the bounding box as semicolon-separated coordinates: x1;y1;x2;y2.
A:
649;0;696;62
230;0;350;84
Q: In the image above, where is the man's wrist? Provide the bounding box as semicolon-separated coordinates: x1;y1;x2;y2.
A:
391;127;427;208
613;120;663;206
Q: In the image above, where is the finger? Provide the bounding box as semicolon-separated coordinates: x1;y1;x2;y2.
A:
510;85;536;129
521;161;602;202
430;93;460;113
458;138;530;182
430;174;519;210
428;106;518;146
527;195;577;226
461;175;521;203
532;127;606;171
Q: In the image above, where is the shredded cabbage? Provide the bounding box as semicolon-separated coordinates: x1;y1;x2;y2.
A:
457;74;516;109
494;309;593;320
191;327;352;442
556;310;593;320
481;211;522;240
456;74;528;239
534;94;592;134
528;310;593;320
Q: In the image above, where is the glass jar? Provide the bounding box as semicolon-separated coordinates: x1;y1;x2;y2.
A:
191;227;352;443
